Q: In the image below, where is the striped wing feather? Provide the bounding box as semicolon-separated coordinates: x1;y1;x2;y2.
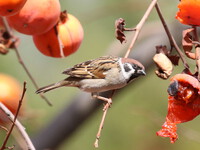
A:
62;56;119;79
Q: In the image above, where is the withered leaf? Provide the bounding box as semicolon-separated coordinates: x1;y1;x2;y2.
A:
182;28;194;52
115;18;126;43
0;29;19;55
155;45;180;66
168;55;180;66
185;51;196;60
153;52;173;79
156;45;168;54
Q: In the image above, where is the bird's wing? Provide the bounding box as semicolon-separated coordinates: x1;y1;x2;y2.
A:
62;56;119;79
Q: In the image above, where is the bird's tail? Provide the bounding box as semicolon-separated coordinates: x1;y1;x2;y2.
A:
36;81;65;94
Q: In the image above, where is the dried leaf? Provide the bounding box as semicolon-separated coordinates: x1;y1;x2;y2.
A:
156;45;168;54
185;51;196;59
153;53;173;79
0;29;19;55
168;55;180;66
155;45;180;66
182;28;194;52
115;18;126;43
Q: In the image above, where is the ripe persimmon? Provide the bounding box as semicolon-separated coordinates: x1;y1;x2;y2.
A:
0;73;24;124
176;0;200;26
157;73;200;143
7;0;60;35
32;12;84;58
0;0;27;16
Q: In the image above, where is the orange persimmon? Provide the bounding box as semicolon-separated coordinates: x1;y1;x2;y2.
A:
157;74;200;143
7;0;60;35
176;0;200;26
0;0;27;16
0;73;24;124
33;12;84;58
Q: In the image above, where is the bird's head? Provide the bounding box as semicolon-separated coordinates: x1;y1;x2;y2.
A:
120;58;146;83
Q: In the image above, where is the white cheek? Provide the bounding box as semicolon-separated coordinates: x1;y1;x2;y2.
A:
118;59;135;80
126;68;135;79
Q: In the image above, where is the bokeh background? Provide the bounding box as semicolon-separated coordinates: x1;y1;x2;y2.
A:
1;0;200;149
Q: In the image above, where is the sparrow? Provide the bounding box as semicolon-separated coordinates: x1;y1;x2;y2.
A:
36;56;146;101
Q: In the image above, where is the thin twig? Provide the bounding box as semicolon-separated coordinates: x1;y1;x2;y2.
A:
0;125;8;132
195;47;200;80
94;0;158;147
192;26;199;44
94;91;115;148
0;103;35;150
0;82;35;150
0;82;26;150
94;102;110;148
124;28;136;31
155;3;190;70
1;17;52;106
192;26;200;80
124;0;158;58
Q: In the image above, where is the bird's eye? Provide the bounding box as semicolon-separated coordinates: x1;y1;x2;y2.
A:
131;64;138;69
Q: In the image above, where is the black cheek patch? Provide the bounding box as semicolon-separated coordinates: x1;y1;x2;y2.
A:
124;63;131;72
126;73;139;83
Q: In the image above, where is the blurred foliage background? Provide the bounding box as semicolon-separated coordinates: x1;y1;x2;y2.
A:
1;0;200;149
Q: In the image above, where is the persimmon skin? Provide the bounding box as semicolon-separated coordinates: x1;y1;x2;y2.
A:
0;74;23;124
157;73;200;143
170;74;200;90
7;0;60;35
33;13;84;58
176;0;200;26
33;27;61;57
0;0;27;17
57;14;84;56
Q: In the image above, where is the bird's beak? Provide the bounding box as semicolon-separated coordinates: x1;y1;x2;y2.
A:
139;70;146;76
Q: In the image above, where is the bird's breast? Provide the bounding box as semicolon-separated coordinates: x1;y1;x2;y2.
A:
80;81;126;92
79;73;127;93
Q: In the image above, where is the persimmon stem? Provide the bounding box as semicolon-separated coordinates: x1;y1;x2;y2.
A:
155;3;190;70
124;0;158;58
1;17;52;106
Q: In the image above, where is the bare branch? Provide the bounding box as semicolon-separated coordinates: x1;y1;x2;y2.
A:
0;82;35;150
1;17;52;106
94;102;110;148
155;3;190;70
124;0;157;58
192;26;200;80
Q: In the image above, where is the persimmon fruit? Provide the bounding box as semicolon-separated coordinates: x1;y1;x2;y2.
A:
33;12;84;58
7;0;60;35
157;73;200;143
0;0;27;17
0;73;24;124
176;0;200;26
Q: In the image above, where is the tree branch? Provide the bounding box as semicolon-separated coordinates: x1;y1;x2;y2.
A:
124;0;157;58
1;17;52;106
155;3;190;70
0;82;35;150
